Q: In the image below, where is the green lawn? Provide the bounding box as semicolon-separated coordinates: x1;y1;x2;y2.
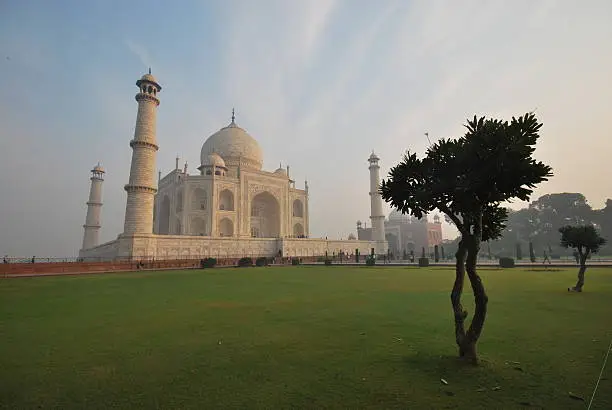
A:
1;266;611;409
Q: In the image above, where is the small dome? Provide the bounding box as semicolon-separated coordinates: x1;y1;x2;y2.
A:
274;167;287;175
368;151;380;162
92;163;105;173
348;233;356;240
202;152;226;168
141;73;157;82
201;120;263;171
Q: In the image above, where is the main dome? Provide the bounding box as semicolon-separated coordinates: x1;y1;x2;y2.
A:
200;120;263;171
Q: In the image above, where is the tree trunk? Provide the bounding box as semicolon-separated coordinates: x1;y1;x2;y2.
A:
451;239;468;357
462;237;488;364
571;253;589;292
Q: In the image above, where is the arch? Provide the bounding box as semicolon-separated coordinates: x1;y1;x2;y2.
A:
191;188;207;210
293;223;304;237
292;199;304;217
219;189;234;211
385;233;399;257
159;195;170;234
174;216;182;235
191;217;207;236
176;189;183;212
147;85;152;93
250;191;280;238
219;218;234;237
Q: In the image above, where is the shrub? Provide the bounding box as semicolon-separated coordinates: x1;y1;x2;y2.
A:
324;259;332;266
200;257;217;268
255;257;268;267
238;257;253;267
529;241;536;262
317;256;325;263
550;254;560;260
291;258;301;265
434;245;439;262
499;257;515;268
418;257;429;267
365;255;376;266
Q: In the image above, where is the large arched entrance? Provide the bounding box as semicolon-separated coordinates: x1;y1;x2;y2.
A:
385;233;399;258
250;192;280;238
159;195;170;234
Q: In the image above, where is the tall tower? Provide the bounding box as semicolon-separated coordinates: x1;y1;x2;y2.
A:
81;163;105;250
123;71;161;235
368;152;386;254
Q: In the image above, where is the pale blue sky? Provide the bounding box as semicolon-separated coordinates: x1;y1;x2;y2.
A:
1;0;611;257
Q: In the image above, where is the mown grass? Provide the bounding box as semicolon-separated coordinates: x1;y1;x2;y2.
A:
1;266;611;409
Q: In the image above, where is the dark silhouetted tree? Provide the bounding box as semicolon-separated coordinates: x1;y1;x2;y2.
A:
529;241;536;262
559;225;606;292
441;245;446;260
381;112;552;363
434;245;440;262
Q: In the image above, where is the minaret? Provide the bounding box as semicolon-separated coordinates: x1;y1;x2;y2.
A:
368;151;386;254
81;163;105;250
123;70;161;235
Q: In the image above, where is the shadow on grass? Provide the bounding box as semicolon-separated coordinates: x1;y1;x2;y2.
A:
400;351;507;387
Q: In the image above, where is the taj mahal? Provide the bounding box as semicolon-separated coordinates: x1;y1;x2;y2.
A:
78;72;388;260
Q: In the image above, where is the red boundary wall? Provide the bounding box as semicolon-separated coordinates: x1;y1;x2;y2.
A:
0;256;328;276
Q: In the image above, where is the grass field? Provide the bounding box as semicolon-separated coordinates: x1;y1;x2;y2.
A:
1;266;611;409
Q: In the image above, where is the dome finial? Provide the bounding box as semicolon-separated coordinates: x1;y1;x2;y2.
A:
231;108;235;123
148;67;151;75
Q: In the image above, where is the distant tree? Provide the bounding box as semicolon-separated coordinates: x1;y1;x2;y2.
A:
515;243;522;260
441;245;446;260
381;112;552;363
593;199;612;254
559;225;606;292
529;193;594;251
434;245;440;262
421;247;426;258
529;241;536;262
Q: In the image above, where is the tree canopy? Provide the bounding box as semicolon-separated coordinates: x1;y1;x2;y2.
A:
559;225;606;256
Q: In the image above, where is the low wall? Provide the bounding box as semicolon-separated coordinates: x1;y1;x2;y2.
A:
0;255;329;276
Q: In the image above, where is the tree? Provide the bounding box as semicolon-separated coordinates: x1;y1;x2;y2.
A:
381;112;552;363
529;193;594;252
441;245;446;260
515;243;522;260
559;225;606;292
529;241;536;262
434;245;440;262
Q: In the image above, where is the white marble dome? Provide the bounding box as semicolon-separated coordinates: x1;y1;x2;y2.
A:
200;120;263;170
202;152;226;168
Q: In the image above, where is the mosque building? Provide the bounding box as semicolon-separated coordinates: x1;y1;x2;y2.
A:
356;211;443;259
78;71;387;260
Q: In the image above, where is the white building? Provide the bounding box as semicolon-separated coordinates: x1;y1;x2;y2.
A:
79;71;386;261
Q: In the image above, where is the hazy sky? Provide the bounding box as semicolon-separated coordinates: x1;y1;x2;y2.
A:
1;0;611;258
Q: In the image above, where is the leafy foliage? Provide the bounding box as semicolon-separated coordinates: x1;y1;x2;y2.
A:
381;112;552;241
238;257;253;267
559;225;606;256
499;257;515;268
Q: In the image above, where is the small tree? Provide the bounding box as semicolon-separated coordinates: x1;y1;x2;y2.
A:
434;245;440;262
529;241;536;262
515;243;522;260
559;225;606;292
441;245;446;260
381;112;552;363
421;247;426;258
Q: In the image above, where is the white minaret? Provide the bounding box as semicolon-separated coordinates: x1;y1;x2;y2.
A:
123;70;161;235
81;163;105;250
368;151;386;254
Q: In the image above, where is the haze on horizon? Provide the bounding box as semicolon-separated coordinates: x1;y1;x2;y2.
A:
1;0;611;258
